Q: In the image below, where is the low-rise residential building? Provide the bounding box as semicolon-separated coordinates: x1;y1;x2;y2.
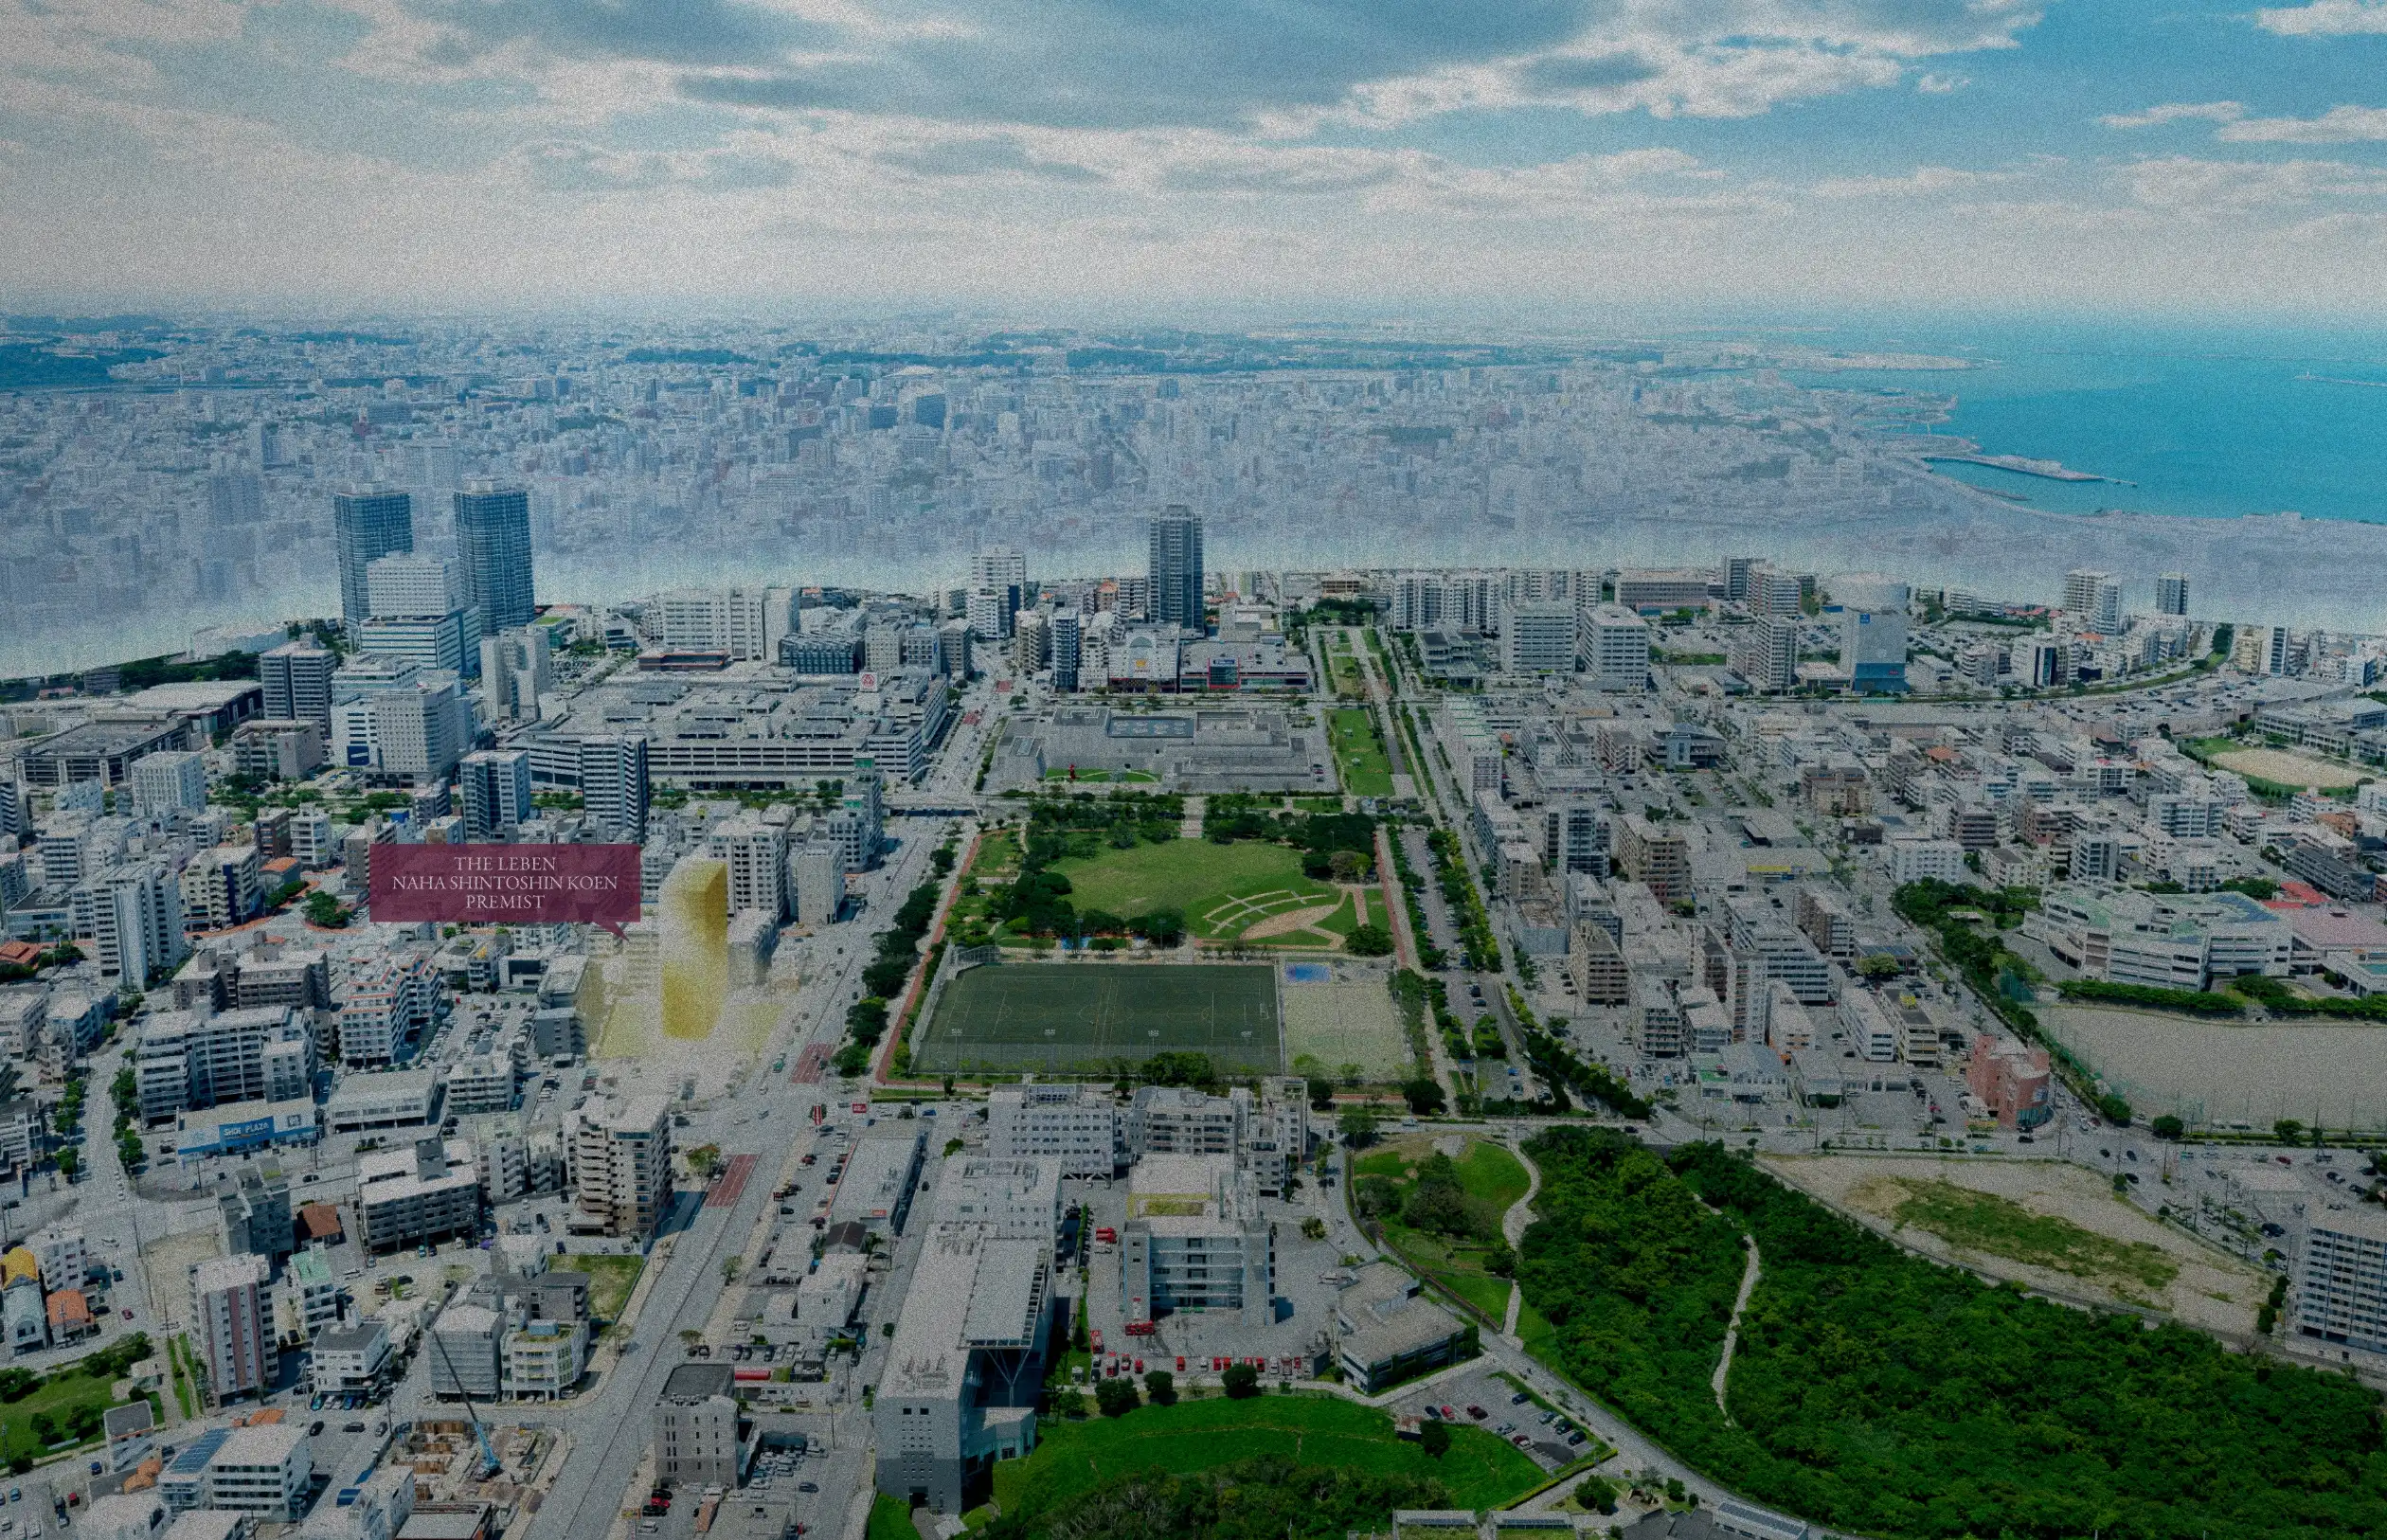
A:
1965;1035;2053;1130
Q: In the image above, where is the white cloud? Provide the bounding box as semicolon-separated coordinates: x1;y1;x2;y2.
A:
2254;1;2387;35
1916;74;1967;95
2121;155;2387;210
2100;102;2245;129
1813;165;2013;197
2220;105;2387;143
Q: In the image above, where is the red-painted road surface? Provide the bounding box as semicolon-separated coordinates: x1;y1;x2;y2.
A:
791;1044;830;1084
706;1153;759;1209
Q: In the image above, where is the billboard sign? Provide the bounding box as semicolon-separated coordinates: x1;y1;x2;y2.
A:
368;844;642;935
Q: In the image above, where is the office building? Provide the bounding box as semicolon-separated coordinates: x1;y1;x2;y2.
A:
1835;573;1909;694
1149;508;1205;635
128;750;208;816
332;489;415;636
1580;604;1651;691
1120;1154;1271;1329
828;1124;928;1236
986;1083;1122;1177
873;1226;1050;1513
259;639;338;731
331;663;474;784
655;586;784;661
566;1095;673;1238
192;1252;275;1405
1500;601;1576;674
458;750;533;841
655;1363;757;1491
450;482;533;635
931;1158;1064;1241
579;735;649;842
2295;1207;2387;1355
2155;572;2190;617
968;548;1025;637
199;1424;312;1522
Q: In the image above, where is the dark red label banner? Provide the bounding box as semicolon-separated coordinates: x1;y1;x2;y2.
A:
368;843;641;934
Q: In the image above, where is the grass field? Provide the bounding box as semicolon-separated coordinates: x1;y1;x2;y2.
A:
2210;745;2365;790
0;1366;140;1464
1330;707;1394;797
1874;1177;2178;1291
1355;1137;1530;1325
1052;838;1308;920
990;1393;1540;1518
916;962;1282;1074
1050;837;1359;947
568;1252;646;1326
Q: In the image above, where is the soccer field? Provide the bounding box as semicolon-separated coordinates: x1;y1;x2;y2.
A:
916;963;1282;1075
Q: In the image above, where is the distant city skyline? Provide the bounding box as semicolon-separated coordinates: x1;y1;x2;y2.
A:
4;3;2387;313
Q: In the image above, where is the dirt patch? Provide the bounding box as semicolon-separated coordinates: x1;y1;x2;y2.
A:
1763;1155;2268;1334
1242;904;1340;940
2211;747;2366;790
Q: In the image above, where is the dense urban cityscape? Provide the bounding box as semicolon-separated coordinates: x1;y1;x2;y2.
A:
1;408;2386;1540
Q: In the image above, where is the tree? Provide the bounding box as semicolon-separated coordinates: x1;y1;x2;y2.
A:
54;1149;78;1180
1857;954;1903;981
1301;1216;1327;1242
1094;1377;1140;1417
1049;1387;1086;1420
1346;923;1393;958
2096;1093;2132;1127
2150;1115;2185;1141
1418;1419;1451;1459
2275;1119;2306;1145
1402;1078;1447;1117
1221;1363;1261;1400
1142;1370;1176;1406
1337;1105;1381;1149
685;1144;724;1179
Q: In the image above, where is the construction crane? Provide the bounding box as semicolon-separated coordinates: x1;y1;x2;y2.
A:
429;1326;502;1480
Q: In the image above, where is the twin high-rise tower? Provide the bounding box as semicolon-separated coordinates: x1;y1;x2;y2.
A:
332;481;535;638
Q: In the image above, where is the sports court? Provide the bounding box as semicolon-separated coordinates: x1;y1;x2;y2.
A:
916;962;1282;1075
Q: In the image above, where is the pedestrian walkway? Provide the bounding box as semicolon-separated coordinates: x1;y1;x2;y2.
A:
1180;795;1205;839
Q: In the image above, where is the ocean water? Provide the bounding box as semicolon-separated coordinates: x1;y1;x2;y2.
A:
1777;320;2387;525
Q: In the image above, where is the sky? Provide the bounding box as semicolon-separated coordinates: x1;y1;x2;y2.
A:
5;0;2387;317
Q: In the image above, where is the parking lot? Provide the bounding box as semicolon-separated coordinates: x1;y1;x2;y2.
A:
1387;1365;1589;1472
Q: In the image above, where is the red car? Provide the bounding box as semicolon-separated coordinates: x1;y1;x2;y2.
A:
1466;1406;1487;1420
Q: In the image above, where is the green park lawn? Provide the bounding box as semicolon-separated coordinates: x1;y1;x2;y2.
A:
867;1494;917;1540
1052;839;1334;938
1355;1137;1532;1327
992;1393;1540;1519
1330;708;1395;797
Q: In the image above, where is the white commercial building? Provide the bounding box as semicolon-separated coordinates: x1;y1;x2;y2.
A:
2025;885;2291;990
1885;837;1967;886
872;1224;1051;1513
1120;1154;1272;1330
1579;603;1651;692
986;1083;1122;1178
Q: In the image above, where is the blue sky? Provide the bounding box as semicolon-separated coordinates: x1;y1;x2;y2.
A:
4;0;2386;315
